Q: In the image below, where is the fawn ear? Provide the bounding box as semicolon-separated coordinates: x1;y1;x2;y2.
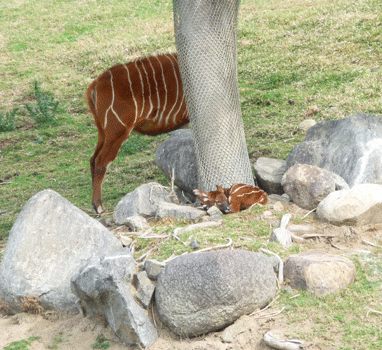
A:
194;189;208;199
216;185;225;193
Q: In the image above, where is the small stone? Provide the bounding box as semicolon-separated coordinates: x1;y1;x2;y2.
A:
272;201;284;212
144;259;164;280
134;271;156;309
124;215;150;231
262;210;273;219
190;239;199;250
119;235;132;247
298;119;316;132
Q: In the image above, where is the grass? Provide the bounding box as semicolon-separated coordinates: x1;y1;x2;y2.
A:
3;336;40;350
0;0;381;349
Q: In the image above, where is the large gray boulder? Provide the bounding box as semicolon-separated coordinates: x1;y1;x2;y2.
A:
284;251;356;295
286;113;382;187
0;189;122;314
316;184;382;226
155;250;277;337
155;129;198;197
71;251;157;348
253;157;286;195
281;164;349;210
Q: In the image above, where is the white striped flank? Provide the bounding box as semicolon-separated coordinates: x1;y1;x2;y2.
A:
134;61;145;119
156;56;168;125
104;71;126;129
236;190;262;197
169;53;187;125
124;64;138;124
230;184;248;195
165;54;180;126
140;59;154;118
148;58;161;121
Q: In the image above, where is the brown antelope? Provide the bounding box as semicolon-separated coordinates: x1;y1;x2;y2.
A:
194;184;267;214
86;53;189;214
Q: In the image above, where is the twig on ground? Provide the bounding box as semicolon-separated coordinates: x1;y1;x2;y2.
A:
362;239;382;249
0;182;12;185
173;220;222;236
252;307;286;319
289;294;300;299
367;308;382;317
0;210;7;215
249;294;280;316
301;207;316;220
290;232;304;242
329;239;344;250
260;248;284;284
196;238;233;253
302;233;338;239
136;249;153;262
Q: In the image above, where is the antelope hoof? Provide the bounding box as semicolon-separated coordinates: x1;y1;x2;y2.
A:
93;203;105;215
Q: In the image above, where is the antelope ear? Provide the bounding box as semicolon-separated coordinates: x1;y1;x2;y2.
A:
216;185;225;193
194;189;208;199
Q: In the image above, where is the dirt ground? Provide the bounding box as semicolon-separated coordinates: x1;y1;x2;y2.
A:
1;201;381;350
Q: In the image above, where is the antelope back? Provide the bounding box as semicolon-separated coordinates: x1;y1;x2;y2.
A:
86;53;189;136
226;184;268;213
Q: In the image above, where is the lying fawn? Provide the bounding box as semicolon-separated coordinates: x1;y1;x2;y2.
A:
86;53;189;214
194;184;267;214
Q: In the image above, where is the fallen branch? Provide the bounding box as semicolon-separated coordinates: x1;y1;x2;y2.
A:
249;294;280;316
362;239;382;249
290;232;304;242
329;239;344;250
173;220;222;236
0;210;7;215
301;233;338;239
263;330;304;350
253;307;285;320
260;248;284;284
0;181;12;185
196;238;233;253
301;207;316;220
136;249;153;262
367;308;382;317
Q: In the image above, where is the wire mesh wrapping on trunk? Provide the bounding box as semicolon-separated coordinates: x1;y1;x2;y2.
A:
173;0;254;191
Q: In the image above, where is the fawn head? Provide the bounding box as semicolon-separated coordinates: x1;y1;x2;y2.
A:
193;185;231;214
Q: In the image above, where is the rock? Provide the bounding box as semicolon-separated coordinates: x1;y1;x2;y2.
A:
220;315;253;343
155;202;206;222
284;251;356;295
71;251;157;347
316;184;382;226
281;163;349;210
286;113;382;187
155;250;277;336
123;215;150;231
144;260;164;280
155;129;198;198
253;157;286;195
114;182;176;224
0;189;122;314
134;271;156;309
190;239;199;249
272;201;285;212
298;119;316;132
207;206;223;220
